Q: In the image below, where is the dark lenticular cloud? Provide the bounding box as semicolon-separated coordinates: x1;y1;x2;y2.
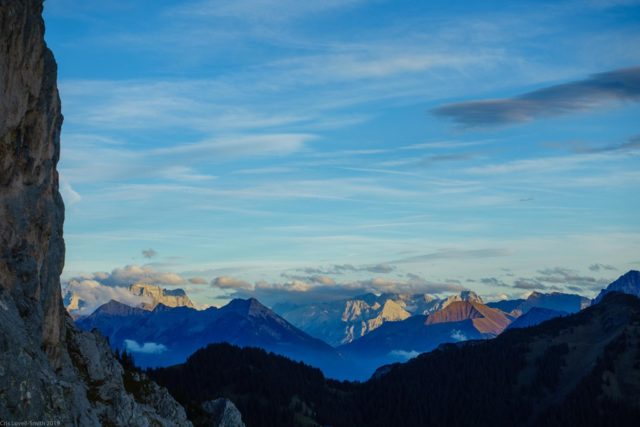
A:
432;67;640;127
142;248;158;259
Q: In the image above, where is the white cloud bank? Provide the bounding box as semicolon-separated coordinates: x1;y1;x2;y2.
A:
63;278;152;316
63;264;187;316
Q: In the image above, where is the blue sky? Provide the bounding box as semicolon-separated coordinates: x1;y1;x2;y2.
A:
44;0;640;306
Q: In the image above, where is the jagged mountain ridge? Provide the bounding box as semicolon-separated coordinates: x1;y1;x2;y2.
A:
63;282;196;318
75;281;601;382
77;297;355;379
129;283;195;310
73;285;598;382
348;291;640;426
150;292;640;427
487;291;589;316
277;290;483;346
518;291;590;314
339;297;513;377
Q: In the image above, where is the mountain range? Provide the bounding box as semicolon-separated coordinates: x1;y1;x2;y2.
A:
64;282;195;318
72;270;640;381
276;290;487;346
6;2;636;425
76;297;355;379
149;291;640;426
338;298;514;375
487;290;590;315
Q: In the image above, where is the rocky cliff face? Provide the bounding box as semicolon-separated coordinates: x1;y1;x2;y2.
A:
201;398;246;427
0;0;65;365
0;1;191;425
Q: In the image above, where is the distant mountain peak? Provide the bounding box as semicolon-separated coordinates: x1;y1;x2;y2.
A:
460;290;483;301
93;299;146;317
379;299;410;318
441;290;483;309
64;281;197;317
518;290;590;314
129;283;195;310
226;297;272;317
425;300;511;335
426;301;484;325
593;270;640;304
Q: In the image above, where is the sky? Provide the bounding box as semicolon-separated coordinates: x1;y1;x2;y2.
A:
43;0;640;308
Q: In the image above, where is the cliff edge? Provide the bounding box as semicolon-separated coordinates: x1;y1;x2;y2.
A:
0;1;191;425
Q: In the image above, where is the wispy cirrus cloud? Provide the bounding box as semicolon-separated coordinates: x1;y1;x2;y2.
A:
61;131;314;185
465;137;640;175
535;267;609;290
509;266;611;293
572;135;640;154
151;133;316;158
480;277;509;288
589;263;617;272
392;248;511;264
512;278;554;291
172;0;366;23
48;0;640;284
432;67;640;127
299;263;396;275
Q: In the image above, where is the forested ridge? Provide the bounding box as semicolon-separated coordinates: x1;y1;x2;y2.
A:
149;292;640;427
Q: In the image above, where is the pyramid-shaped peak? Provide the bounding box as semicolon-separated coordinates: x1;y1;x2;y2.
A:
594;270;640;304
426;301;484;325
93;299;145;316
225;297;272;317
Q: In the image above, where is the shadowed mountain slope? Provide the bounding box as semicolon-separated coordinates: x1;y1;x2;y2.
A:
151;292;640;427
78;297;355;379
594;270;640;304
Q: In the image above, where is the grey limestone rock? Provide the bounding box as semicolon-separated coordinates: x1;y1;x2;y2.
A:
0;1;191;425
202;398;246;427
